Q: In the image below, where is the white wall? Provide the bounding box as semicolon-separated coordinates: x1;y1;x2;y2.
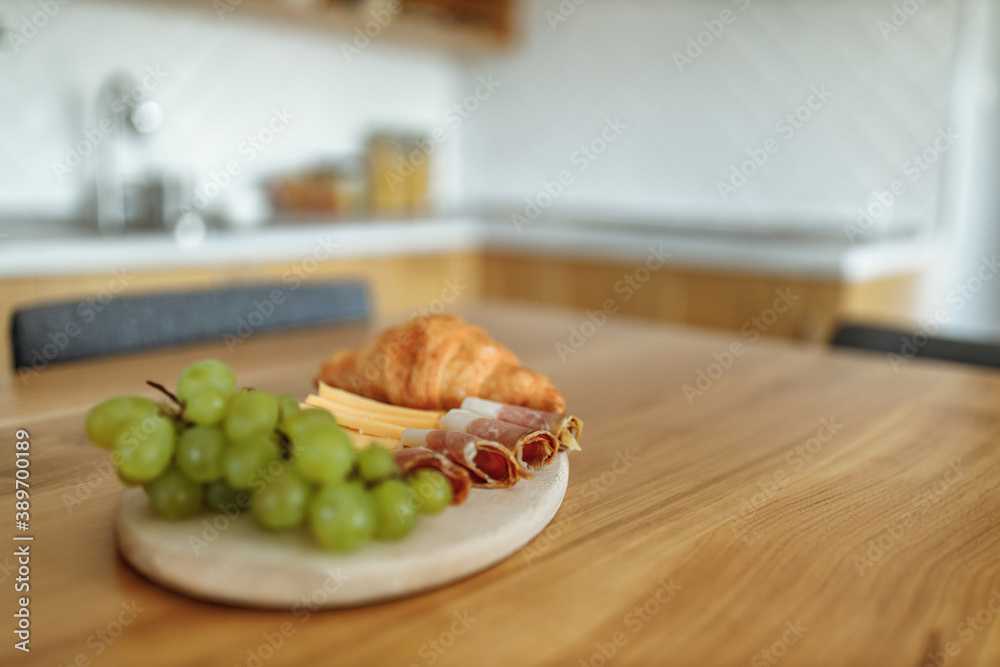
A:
0;0;969;237
7;0;999;337
458;0;963;238
0;0;464;218
918;0;1000;340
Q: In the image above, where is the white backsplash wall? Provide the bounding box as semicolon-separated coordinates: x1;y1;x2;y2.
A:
459;0;964;237
916;0;1000;339
0;0;971;241
0;0;464;218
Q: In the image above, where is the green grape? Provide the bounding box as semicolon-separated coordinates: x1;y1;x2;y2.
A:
223;390;278;442
117;468;142;487
223;435;280;490
176;359;237;403
408;469;452;516
113;414;175;483
308;482;375;552
251;469;311;530
85;395;160;449
371;479;418;541
176;426;227;483
284;408;339;442
357;445;400;484
146;466;203;520
275;394;300;433
185;385;229;426
292;425;353;485
203;480;250;513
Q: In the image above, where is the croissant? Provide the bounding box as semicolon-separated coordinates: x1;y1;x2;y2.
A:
315;315;566;413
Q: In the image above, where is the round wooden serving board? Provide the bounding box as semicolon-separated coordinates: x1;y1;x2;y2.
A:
116;453;569;608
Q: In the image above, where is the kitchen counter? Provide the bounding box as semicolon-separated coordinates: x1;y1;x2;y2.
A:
481;217;934;284
5;302;999;666
0;217;483;278
0;215;933;283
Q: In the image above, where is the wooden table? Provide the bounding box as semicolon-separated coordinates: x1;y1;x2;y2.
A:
2;302;999;667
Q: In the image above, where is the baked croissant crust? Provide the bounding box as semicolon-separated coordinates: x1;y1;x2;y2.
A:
315;315;566;413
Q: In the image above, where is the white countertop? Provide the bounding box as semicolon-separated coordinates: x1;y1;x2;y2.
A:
0;215;934;283
482;219;935;284
0;217;482;277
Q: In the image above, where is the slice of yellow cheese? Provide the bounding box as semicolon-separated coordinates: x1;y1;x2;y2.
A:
297;402;400;450
317;382;445;421
339;428;399;451
307;393;439;429
304;395;406;439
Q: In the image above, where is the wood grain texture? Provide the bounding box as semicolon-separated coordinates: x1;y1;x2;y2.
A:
116;454;568;608
1;302;998;667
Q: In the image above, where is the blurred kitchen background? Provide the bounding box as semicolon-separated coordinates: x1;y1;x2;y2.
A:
2;0;999;371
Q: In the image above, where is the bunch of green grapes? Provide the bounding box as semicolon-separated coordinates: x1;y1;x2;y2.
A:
84;359;453;552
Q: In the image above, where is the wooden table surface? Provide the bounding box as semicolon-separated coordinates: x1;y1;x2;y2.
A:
2;302;999;667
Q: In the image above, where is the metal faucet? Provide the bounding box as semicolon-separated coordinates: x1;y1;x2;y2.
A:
92;72;164;235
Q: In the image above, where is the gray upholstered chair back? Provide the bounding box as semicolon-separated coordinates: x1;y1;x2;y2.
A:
831;324;1000;369
10;281;369;368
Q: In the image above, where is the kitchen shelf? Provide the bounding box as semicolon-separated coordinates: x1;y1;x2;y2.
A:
134;0;513;51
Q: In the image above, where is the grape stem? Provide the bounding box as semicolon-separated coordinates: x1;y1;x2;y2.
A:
146;380;186;422
276;430;293;461
146;380;180;405
275;403;293;461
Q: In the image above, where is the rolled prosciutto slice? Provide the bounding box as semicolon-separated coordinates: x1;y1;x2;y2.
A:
439;409;558;472
400;428;523;489
461;397;583;451
391;447;471;506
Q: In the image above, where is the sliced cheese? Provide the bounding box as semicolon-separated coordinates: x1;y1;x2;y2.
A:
307;393;440;429
297;402;399;450
304;395;405;439
317;382;445;420
340;427;399;451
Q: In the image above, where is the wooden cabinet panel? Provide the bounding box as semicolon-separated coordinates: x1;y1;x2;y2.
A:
482;252;914;343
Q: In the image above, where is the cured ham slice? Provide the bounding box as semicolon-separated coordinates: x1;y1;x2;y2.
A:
439;409;558;472
400;428;523;489
461;397;583;451
391;447;471;506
